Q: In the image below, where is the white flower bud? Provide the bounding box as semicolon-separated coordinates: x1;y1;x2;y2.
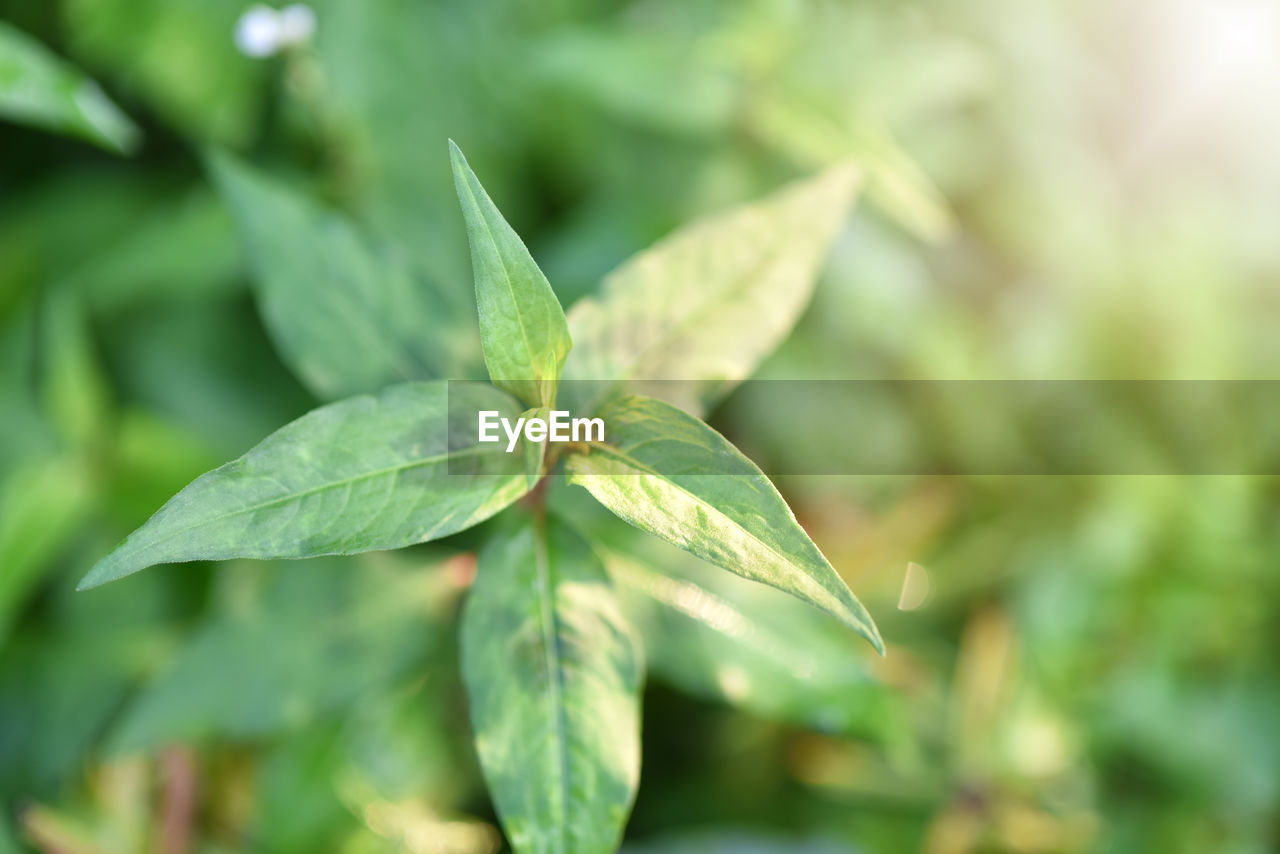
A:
235;5;282;58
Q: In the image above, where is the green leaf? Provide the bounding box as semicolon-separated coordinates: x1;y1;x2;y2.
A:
604;536;897;739
450;140;572;409
210;152;478;400
562;162;861;417
564;395;882;653
461;513;642;854
78;381;532;590
0;21;139;153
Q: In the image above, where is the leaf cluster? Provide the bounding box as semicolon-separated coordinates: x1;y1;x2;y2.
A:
69;142;880;852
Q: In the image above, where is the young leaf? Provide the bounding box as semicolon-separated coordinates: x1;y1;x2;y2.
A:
209;151;478;400
450;140;572;409
78;382;532;590
564;395;883;653
562;162;861;417
0;22;140;153
461;513;642;854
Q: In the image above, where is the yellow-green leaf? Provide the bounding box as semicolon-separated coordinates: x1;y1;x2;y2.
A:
562;162;861;417
565;395;882;653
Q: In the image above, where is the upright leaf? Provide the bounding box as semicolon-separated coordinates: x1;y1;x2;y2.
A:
209;152;478;400
564;395;882;653
78;382;531;590
0;21;139;153
450;141;572;409
461;513;642;854
562;163;861;417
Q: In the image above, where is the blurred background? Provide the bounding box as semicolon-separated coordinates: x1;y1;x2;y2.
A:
2;0;1279;852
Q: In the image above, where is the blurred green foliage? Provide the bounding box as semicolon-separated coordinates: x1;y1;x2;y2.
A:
2;0;1279;853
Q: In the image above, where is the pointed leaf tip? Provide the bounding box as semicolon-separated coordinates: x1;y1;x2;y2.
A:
450;142;572;409
76;382;534;590
562;160;862;416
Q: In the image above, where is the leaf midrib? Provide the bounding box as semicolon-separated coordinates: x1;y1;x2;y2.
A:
575;442;880;649
572;442;844;616
112;444;503;560
460;170;540;388
532;519;572;852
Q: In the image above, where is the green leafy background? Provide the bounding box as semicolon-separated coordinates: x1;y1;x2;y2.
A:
3;0;1280;853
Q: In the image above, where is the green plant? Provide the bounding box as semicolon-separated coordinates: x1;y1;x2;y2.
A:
77;141;881;853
